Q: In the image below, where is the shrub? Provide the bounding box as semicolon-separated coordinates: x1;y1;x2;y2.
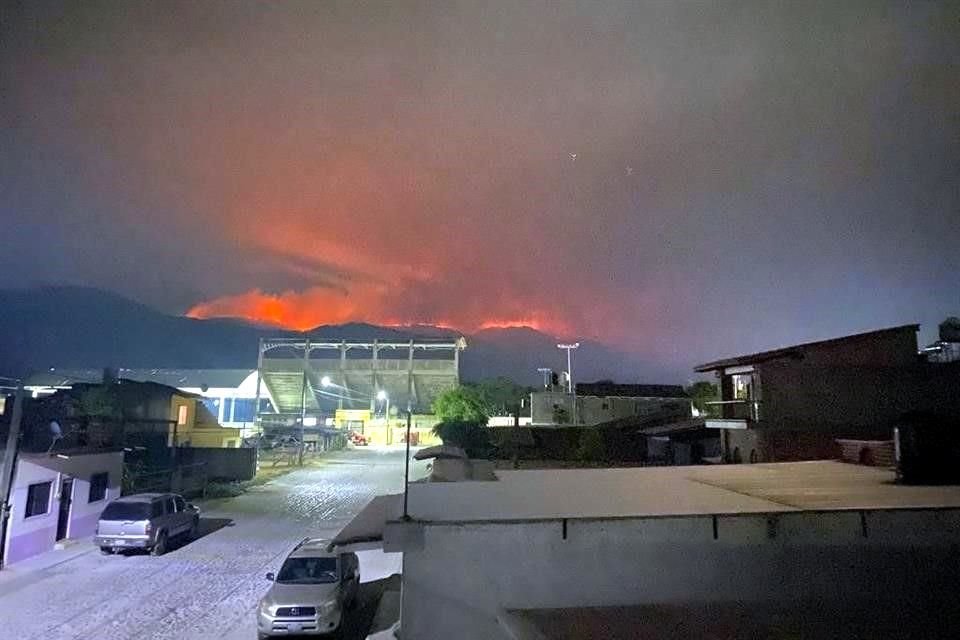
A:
203;481;246;498
432;420;491;458
576;428;606;462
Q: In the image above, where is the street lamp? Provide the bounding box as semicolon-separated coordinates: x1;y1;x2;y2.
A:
556;343;579;394
557;343;580;425
320;375;332;387
376;389;389;421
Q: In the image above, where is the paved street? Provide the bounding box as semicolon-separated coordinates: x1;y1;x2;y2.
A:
0;446;423;640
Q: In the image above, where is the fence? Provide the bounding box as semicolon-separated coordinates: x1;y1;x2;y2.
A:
123;462;208;498
175;447;257;481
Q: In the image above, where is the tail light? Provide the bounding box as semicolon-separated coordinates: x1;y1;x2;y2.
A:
145;522;153;535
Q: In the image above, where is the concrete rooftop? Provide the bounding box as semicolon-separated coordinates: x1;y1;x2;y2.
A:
405;461;960;522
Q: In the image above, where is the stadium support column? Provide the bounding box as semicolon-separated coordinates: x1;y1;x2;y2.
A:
339;340;346;410
254;338;264;435
407;339;415;411
300;339;310;465
371;339;379;413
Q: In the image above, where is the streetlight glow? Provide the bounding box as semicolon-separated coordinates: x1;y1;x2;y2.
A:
376;389;388;401
320;375;332;387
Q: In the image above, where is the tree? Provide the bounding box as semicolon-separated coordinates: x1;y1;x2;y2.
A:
432;386;490;423
467;377;533;416
686;381;719;417
77;386;122;419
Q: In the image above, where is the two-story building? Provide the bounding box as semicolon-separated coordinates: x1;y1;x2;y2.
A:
695;324;960;463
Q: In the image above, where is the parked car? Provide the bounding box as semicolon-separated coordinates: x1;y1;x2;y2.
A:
258;538;360;638
94;493;200;556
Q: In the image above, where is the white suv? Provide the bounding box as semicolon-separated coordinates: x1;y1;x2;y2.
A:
258;538;360;638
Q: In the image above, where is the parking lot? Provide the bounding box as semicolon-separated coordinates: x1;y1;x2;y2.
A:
0;446;421;640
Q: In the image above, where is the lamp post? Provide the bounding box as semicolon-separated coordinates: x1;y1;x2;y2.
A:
403;402;412;520
557;343;580;424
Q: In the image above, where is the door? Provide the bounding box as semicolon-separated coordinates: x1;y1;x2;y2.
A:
56;478;74;541
164;497;184;535
173;496;191;534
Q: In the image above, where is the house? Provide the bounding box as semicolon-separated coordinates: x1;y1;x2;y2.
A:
24;368;263;440
334;462;960;639
694;324;960;463
530;383;691;426
1;450;123;566
20;374;243;449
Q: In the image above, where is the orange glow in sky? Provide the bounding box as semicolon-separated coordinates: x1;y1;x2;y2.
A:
186;288;574;337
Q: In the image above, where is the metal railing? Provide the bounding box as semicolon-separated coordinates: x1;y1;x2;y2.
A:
705;399;761;421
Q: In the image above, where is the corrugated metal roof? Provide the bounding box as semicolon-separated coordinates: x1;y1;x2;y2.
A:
25;368;254;389
694;324;920;372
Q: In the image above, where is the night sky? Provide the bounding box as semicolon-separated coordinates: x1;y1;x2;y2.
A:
2;1;958;374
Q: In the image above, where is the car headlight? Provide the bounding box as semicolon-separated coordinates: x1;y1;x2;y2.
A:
320;600;338;616
259;600;272;616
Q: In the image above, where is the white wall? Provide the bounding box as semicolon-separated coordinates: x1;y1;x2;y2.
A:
184;371;263;436
395;509;960;640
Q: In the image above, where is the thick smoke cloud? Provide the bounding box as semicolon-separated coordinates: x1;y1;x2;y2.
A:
2;1;958;376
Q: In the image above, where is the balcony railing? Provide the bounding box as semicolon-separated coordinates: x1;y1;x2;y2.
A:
706;399;761;422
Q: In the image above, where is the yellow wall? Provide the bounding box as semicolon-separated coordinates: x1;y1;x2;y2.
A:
335;409;372;430
191;426;242;448
169;395;239;448
335;411;442;446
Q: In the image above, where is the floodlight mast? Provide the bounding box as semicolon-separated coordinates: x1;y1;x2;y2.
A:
557;343;580;424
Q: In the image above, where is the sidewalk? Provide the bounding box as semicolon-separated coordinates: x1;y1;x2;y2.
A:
0;536;95;592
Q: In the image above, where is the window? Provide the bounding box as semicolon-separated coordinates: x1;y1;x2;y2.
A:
88;472;109;503
164;497;176;514
151;501;165;518
177;404;189;425
232;398;255;423
277;557;339;584
101;502;151;520
25;481;52;518
174;496;185;512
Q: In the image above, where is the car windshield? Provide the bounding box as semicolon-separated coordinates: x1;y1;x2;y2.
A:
101;502;152;520
276;557;338;584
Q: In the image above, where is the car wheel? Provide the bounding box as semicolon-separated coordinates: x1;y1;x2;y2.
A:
151;531;167;556
100;546;114;555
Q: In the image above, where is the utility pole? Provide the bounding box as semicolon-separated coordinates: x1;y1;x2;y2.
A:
402;403;412;520
0;386;25;570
